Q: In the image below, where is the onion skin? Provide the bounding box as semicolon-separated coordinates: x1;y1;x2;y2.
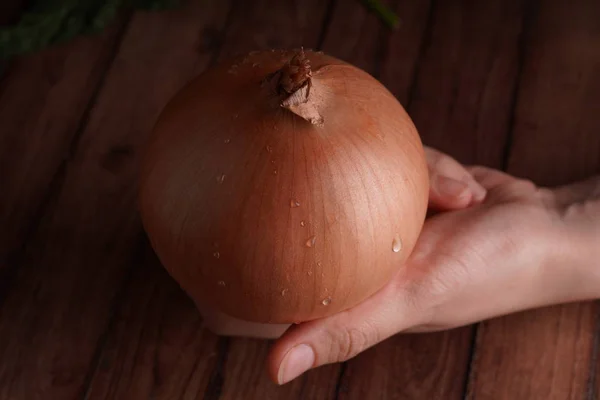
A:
139;49;429;324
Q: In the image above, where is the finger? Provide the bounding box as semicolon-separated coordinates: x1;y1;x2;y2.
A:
424;147;486;209
552;175;600;208
429;174;472;210
466;165;516;190
467;165;543;203
266;279;422;385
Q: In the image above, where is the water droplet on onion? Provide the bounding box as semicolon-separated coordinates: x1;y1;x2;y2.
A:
273;169;278;175
266;145;273;153
218;280;226;287
300;220;306;227
305;235;316;248
224;138;230;144
290;199;300;208
216;174;226;184
392;235;402;253
281;289;288;296
213;251;220;259
321;297;331;306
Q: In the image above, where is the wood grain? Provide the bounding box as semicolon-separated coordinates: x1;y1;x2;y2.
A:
217;0;331;57
319;1;527;398
0;18;126;266
217;339;340;400
408;0;528;166
85;247;221;400
320;0;410;82
0;1;232;399
86;0;336;399
467;1;600;399
0;0;598;398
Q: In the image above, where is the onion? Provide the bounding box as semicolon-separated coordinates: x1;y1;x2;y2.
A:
139;49;429;324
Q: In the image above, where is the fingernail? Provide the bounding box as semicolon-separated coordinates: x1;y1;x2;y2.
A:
436;175;469;198
469;181;487;202
277;344;315;384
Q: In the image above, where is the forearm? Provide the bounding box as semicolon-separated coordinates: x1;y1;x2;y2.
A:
544;183;600;303
569;212;600;300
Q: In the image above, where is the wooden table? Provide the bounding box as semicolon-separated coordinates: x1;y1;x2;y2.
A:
1;0;599;398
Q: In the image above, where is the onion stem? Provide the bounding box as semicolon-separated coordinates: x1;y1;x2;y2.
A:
277;49;312;95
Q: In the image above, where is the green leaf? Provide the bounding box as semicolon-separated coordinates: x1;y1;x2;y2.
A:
0;0;180;60
359;0;401;30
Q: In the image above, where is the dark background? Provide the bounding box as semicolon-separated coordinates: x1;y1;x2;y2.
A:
1;0;599;399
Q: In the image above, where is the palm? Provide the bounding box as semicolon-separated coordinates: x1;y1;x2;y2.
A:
400;169;559;331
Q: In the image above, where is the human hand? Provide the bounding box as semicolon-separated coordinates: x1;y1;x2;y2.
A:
267;165;600;385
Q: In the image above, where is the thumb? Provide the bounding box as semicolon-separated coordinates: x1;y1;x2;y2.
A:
266;279;421;385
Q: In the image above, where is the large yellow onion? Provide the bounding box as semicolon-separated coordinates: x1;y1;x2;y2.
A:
139;49;429;324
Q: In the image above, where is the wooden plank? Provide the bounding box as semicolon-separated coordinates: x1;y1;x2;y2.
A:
201;1;340;398
467;1;600;399
406;0;527;166
322;0;528;398
0;18;126;267
217;0;330;55
0;2;232;399
84;1;336;399
218;338;340;400
320;0;409;84
85;247;221;400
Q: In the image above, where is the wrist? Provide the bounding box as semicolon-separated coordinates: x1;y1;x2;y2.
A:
566;210;600;300
544;202;600;303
